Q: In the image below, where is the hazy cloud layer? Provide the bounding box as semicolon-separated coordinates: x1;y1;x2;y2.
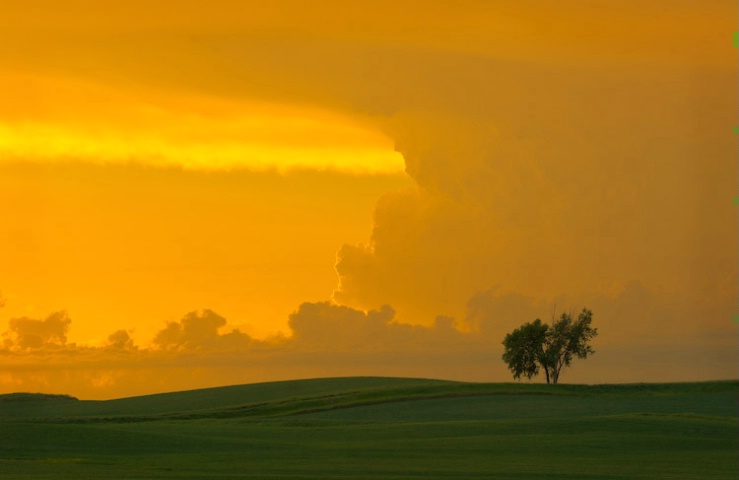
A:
1;286;735;399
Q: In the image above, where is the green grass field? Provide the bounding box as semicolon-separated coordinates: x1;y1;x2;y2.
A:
1;377;737;479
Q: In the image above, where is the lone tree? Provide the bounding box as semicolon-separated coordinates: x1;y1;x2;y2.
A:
502;308;597;384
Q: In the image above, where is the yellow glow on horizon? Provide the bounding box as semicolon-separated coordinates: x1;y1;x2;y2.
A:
0;122;404;174
0;74;404;174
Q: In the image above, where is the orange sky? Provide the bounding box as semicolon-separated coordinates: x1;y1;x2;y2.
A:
1;0;736;399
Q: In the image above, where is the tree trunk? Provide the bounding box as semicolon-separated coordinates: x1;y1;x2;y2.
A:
544;368;550;384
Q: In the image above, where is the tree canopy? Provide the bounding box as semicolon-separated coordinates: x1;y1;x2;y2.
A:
502;308;597;384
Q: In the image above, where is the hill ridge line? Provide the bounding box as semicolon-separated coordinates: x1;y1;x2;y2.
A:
16;385;564;425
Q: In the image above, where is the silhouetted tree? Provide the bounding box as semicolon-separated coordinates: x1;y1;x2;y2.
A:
502;308;597;384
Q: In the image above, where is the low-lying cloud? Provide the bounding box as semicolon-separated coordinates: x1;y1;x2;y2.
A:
3;311;72;350
1;281;736;399
153;309;251;352
106;330;137;351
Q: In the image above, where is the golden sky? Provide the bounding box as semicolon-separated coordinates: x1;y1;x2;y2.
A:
1;0;736;399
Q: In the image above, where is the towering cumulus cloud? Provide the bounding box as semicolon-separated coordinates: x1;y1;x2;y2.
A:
334;48;737;342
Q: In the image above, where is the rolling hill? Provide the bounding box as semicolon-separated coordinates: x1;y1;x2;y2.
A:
1;377;737;479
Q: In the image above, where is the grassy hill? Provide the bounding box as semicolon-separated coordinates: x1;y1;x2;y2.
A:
1;377;737;479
